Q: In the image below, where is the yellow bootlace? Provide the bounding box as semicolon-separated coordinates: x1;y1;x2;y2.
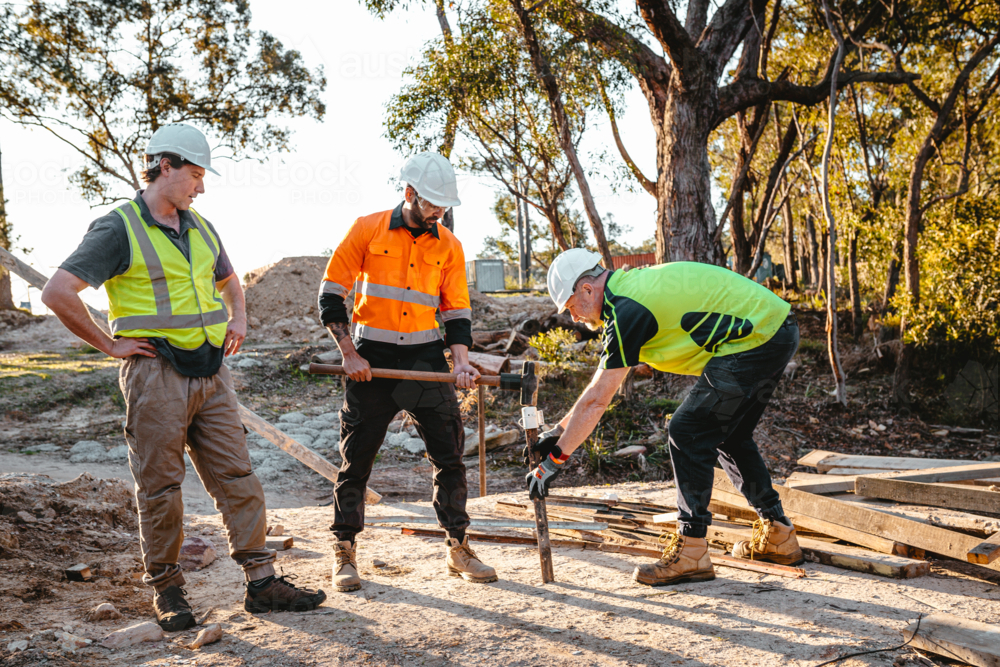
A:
657;532;683;564
748;519;773;560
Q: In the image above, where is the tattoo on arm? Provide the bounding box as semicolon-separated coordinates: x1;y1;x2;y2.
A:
327;322;351;343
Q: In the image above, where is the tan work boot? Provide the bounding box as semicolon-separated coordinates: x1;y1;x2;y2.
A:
732;518;804;566
633;533;715;587
445;536;498;583
332;540;361;592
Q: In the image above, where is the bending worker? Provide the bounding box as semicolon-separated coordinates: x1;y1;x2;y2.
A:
525;249;803;586
42;124;326;629
318;151;497;592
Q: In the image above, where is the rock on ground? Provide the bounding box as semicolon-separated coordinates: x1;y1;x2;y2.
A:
85;602;123;622
179;535;217;571
100;621;164;649
67;440;109;463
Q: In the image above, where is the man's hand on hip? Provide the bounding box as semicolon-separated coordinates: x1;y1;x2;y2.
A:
342;351;373;381
453;362;480;389
224;317;247;357
109;337;157;359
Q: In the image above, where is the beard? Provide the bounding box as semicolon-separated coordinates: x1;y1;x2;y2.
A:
411;205;439;229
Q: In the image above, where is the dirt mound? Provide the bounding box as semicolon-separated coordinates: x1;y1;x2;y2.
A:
0;308;38;331
242;256;330;344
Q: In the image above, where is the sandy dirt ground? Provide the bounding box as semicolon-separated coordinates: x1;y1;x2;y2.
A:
4;479;1000;667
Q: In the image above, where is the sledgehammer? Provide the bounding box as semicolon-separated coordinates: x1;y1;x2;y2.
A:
308;361;554;582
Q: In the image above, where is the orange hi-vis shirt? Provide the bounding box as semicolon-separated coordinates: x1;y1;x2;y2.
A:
320;206;471;345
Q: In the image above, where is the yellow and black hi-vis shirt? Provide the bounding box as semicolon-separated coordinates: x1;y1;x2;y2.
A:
599;262;792;376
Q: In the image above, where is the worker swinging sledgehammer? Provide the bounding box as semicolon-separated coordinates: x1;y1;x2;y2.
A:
317;151;497;592
524;249;805;586
41;124;326;630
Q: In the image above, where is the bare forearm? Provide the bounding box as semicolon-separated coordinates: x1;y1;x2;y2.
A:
219;276;246;319
555;393;611;457
449;343;470;367
41;289;115;355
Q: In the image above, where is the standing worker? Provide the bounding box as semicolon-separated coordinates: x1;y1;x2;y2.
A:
524;249;803;586
42;124;326;629
318;151;497;592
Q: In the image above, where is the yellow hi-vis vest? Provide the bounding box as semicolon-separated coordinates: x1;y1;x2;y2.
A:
104;201;228;350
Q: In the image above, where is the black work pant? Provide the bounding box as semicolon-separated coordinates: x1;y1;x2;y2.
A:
668;316;800;538
331;339;469;541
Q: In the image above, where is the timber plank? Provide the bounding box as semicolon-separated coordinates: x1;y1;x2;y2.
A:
865;462;1000;483
265;536;293;550
785;472;857;494
967;532;1000;565
798;538;928;579
797;449;971;473
834;494;1000;536
854;477;1000;515
709;482;905;555
903;612;1000;667
716;470;1000;573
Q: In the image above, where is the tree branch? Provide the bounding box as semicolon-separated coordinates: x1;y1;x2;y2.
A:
698;0;767;71
593;68;655;196
715;70;920;126
634;0;704;82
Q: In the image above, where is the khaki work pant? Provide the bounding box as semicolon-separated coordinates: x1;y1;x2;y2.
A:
120;354;275;592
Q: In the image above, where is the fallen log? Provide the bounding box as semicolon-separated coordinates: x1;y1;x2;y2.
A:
466;351;510;375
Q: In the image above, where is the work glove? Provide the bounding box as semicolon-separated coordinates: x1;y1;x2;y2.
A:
525;451;569;500
522;425;564;466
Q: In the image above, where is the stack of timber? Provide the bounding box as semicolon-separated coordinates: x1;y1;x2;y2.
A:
782;449;1000;569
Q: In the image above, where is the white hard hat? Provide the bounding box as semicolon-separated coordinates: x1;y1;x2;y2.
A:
547;248;605;312
145;123;219;176
400;151;461;207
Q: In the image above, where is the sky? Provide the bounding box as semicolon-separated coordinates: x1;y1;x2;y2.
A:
3;1;658;314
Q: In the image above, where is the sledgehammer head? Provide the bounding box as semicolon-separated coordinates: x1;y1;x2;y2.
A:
519;361;538;407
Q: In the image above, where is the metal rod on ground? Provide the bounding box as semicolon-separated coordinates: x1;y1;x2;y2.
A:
478;384;487;497
399;528;807;579
518;361;554;583
238;404;381;505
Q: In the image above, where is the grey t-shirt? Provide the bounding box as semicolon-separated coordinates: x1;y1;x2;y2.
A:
60;191;235;378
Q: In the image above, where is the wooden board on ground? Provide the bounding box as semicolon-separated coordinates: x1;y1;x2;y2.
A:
863;462;1000;483
903;612;1000;667
967;532;1000;565
854;476;1000;516
799;449;971;472
785;472;858;494
265;536;294;550
709;483;907;556
798;538;929;579
238;405;381;505
833;494;1000;536
713;471;1000;574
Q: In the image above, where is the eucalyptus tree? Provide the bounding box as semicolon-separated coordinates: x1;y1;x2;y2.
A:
383;1;602;262
0;0;326;205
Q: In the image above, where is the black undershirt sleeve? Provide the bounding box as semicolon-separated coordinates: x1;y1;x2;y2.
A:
444;318;472;349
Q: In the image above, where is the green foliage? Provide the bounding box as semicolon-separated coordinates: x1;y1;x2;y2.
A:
0;0;326;204
895;198;1000;351
530;328;578;365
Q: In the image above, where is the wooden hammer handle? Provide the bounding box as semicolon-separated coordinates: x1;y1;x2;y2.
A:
308;363;502;386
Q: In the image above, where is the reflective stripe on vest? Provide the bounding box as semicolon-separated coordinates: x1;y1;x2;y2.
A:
353;323;443;345
106;202;228;349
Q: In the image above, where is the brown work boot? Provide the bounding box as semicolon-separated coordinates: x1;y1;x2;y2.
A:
732;518;804;566
445;536;498;583
332;540;361;592
633;533;715;587
153;585;197;632
244;575;327;613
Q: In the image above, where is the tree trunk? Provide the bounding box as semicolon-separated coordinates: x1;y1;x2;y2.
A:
516;181;526;288
782;196;797;290
797;226;811;286
509;0;613;268
848;228;862;338
523;196;532;285
0;142;14;311
819;226;829;295
893;137;935;406
806;213;820;289
819;0;847;406
658;90;724;266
